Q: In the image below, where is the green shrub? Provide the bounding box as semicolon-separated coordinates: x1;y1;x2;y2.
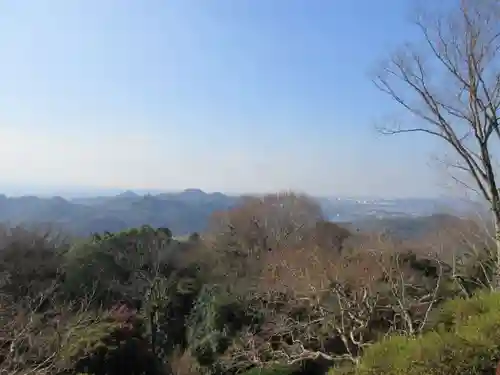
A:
62;226;180;306
62;241;126;302
339;292;500;375
58;305;162;375
0;225;65;302
186;284;259;367
428;290;500;330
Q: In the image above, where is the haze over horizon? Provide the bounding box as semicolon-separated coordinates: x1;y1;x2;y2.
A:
0;1;459;198
0;183;467;202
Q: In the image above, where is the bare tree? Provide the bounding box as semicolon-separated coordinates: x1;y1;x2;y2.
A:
0;283;99;375
216;238;447;371
208;192;324;286
209;192;323;252
374;0;500;285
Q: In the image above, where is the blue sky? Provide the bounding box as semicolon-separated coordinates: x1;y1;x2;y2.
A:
0;1;453;197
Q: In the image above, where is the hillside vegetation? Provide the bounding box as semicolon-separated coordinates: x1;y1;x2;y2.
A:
0;192;496;375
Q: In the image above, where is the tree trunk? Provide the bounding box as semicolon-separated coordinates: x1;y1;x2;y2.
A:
150;309;157;356
493;210;500;290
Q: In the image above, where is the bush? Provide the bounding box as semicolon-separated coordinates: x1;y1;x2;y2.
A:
427;290;500;331
58;305;162;375
62;225;181;306
338;292;500;375
0;225;66;301
186;284;261;370
62;241;126;303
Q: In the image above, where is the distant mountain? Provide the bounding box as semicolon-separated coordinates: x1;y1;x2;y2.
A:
0;190;484;238
0;189;241;236
116;190;139;199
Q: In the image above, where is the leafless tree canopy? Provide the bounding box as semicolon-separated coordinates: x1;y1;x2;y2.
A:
209;192;324;253
374;0;500;284
375;0;500;205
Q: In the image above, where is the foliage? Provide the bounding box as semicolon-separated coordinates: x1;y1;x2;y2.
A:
62;225;176;305
427;290;500;331
58;305;163;375
89;225;173;269
1;197;498;375
62;240;126;302
147;264;203;360
339;292;500;375
0;225;66;302
209;192;324;256
186;284;260;369
453;245;497;295
66;225;204;361
308;221;352;254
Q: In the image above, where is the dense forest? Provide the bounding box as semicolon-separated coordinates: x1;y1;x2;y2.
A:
1;192;498;375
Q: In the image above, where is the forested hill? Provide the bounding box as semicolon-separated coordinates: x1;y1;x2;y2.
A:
0;189;240;236
0;189;483;237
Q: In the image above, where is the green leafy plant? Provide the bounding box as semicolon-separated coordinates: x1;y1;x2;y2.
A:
338;292;500;375
58;305;162;375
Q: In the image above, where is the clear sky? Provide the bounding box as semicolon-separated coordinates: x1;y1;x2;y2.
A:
0;0;452;198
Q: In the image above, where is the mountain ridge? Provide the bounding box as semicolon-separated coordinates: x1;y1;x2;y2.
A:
0;189;486;237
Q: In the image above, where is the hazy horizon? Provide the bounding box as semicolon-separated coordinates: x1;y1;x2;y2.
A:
0;182;468;201
0;1;461;197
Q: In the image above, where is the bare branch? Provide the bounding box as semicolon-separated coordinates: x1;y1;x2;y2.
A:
374;0;500;287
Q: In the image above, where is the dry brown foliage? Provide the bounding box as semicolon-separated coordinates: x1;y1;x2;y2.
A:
207;192;354;295
213;220;449;369
0;295;98;375
209;192;323;253
169;348;201;375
